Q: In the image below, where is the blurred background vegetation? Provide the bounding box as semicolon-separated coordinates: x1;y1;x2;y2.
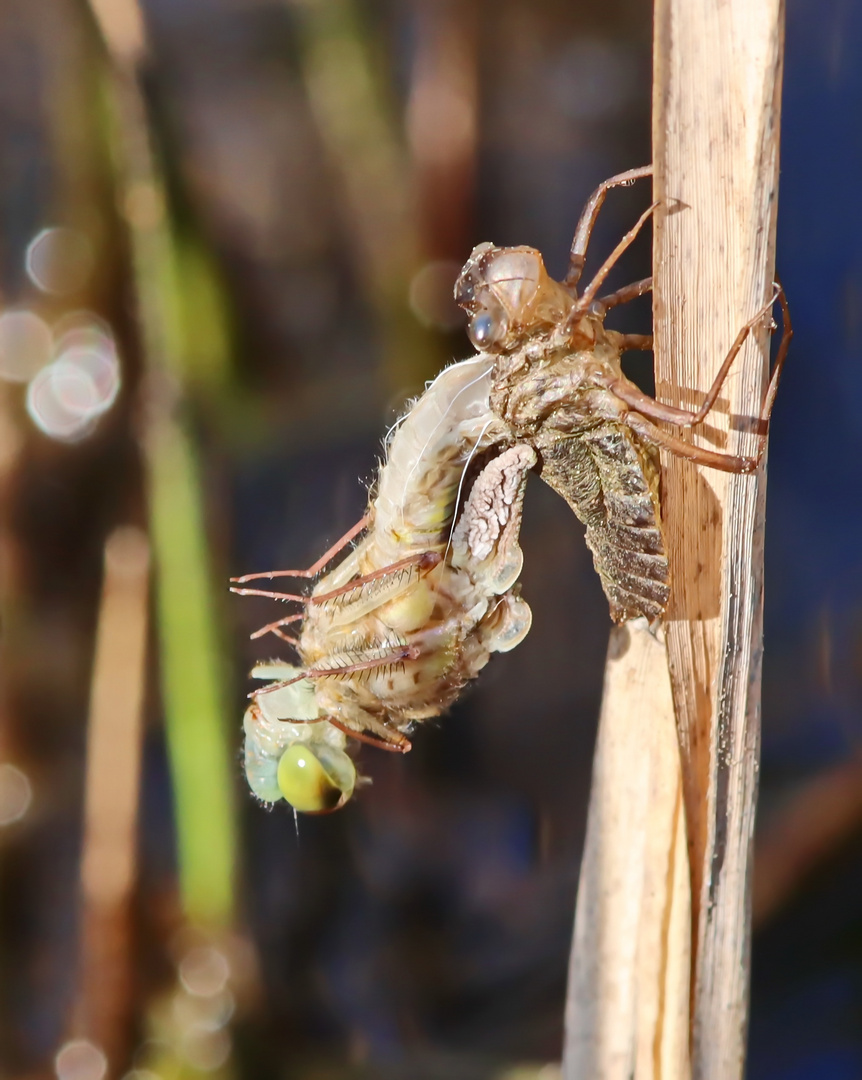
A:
0;0;858;1078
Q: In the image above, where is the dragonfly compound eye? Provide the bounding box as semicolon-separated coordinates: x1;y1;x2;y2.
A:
469;310;508;351
277;741;356;813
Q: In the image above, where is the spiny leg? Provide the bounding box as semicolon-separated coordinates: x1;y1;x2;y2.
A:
565;165;653;290
623;288;791;475
243;549;442;647
572;202;658;318
230;513;369;584
327;716;412;753
251;643;420;697
231;550;441;603
308;551;440;608
247;704;412;754
250;611;302;641
755;284;792;424
231;586;307;602
608;285;791;431
624;411;762;474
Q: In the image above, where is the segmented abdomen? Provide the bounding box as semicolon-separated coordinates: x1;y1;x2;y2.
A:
535;422;669;623
371;356;498;565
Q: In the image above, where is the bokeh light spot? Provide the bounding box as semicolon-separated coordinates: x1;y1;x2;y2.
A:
0;310;52;382
0;764;32;825
180;1028;230;1072
178;946;231;998
55;1039;108;1080
409;260;463;331
25;315;121;441
26;227;94;296
54;310;115;354
58;347;120;413
27;363;100;442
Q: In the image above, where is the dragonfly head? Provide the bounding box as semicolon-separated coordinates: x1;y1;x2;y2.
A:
454;244;574;353
275;740;356;814
244;671;357;813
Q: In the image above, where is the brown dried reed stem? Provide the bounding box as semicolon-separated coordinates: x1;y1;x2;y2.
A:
564;3;785;1077
653;0;785;1075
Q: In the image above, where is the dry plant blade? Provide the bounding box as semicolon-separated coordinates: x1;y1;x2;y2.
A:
653;0;785;1075
564;620;690;1080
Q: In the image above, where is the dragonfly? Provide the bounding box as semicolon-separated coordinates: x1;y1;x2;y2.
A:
232;357;536;812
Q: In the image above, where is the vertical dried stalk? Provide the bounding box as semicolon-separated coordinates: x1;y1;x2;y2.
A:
564;621;690;1080
77;527;150;1067
565;4;784;1074
653;1;784;1076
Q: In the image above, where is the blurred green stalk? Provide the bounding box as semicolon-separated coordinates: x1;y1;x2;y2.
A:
293;0;441;393
90;11;236;928
146;414;235;926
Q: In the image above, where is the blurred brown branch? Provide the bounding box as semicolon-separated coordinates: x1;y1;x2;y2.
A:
74;527;150;1069
753;756;862;926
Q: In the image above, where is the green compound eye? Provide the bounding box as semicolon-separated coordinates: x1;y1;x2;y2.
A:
277;742;356;814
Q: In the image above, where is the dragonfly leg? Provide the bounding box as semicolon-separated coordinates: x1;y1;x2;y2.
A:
609;284;791;432
572;202;658;317
327;717;412;753
250;612;303;641
247;700;410;753
251;643;420;697
618;333;653;352
592;276;652;316
565;166;653;290
230;513;369;584
309;551;440;607
626;410;761;474
231;549;440;604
